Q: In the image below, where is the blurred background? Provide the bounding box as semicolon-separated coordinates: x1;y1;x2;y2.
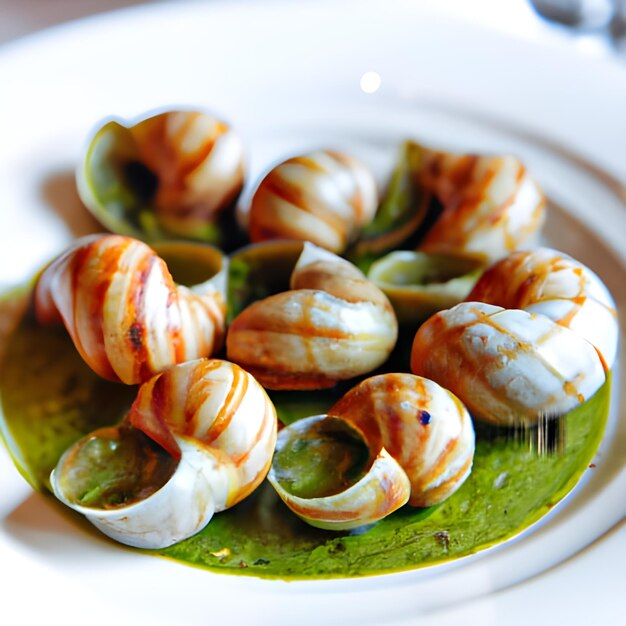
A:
0;0;152;43
1;0;625;55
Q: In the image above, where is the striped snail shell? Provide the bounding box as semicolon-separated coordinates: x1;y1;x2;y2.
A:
35;234;227;385
418;150;546;263
268;415;411;531
467;247;618;369
267;373;474;530
51;359;277;549
330;373;475;507
248;150;378;253
226;242;398;389
411;302;606;426
77;109;245;243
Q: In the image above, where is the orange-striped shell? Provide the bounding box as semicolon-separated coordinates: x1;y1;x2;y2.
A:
226;243;398;389
330;373;475;507
35;234;226;385
267;373;473;530
411;302;605;425
78;110;245;241
51;359;277;548
467;247;618;369
417;150;545;263
128;359;277;510
248;150;378;253
268;415;411;531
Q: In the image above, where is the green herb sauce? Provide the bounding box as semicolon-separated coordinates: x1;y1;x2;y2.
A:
158;378;609;579
0;292;611;580
0;302;135;491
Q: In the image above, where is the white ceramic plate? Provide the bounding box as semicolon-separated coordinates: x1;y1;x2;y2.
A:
1;1;625;624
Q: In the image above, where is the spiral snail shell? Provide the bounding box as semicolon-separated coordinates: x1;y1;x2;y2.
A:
51;359;277;549
330;373;475;507
417;149;546;263
247;150;378;253
411;301;606;426
226;242;398;389
35;234;227;385
77;109;245;244
467;247;618;369
268;373;474;529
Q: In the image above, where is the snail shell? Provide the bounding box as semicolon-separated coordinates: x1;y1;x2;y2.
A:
248;150;378;253
330;373;475;507
418;151;546;263
411;302;606;425
467;247;618;369
35;234;227;385
77;110;245;242
268;373;473;529
226;242;398;389
268;415;411;531
51;359;277;548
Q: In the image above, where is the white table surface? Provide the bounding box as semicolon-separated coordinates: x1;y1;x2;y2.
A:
0;1;624;624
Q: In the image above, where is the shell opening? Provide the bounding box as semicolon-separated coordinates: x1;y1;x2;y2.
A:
367;250;484;324
122;159;159;205
52;424;178;511
271;415;372;499
369;251;483;288
227;240;304;321
267;414;411;531
153;240;227;295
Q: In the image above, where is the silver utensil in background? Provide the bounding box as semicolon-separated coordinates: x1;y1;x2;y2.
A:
529;0;626;52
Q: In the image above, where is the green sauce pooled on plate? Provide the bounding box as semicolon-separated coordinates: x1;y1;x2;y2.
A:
0;279;612;579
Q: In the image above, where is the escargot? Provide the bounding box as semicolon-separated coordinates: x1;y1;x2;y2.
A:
51;359;277;549
77;109;245;245
417;149;546;263
411;302;606;426
267;373;475;529
467;247;618;369
247;150;378;253
352;142;546;265
330;373;475;507
226;242;398;389
35;234;227;385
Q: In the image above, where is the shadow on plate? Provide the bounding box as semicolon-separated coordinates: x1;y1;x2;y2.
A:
39;169;103;238
1;490;108;556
